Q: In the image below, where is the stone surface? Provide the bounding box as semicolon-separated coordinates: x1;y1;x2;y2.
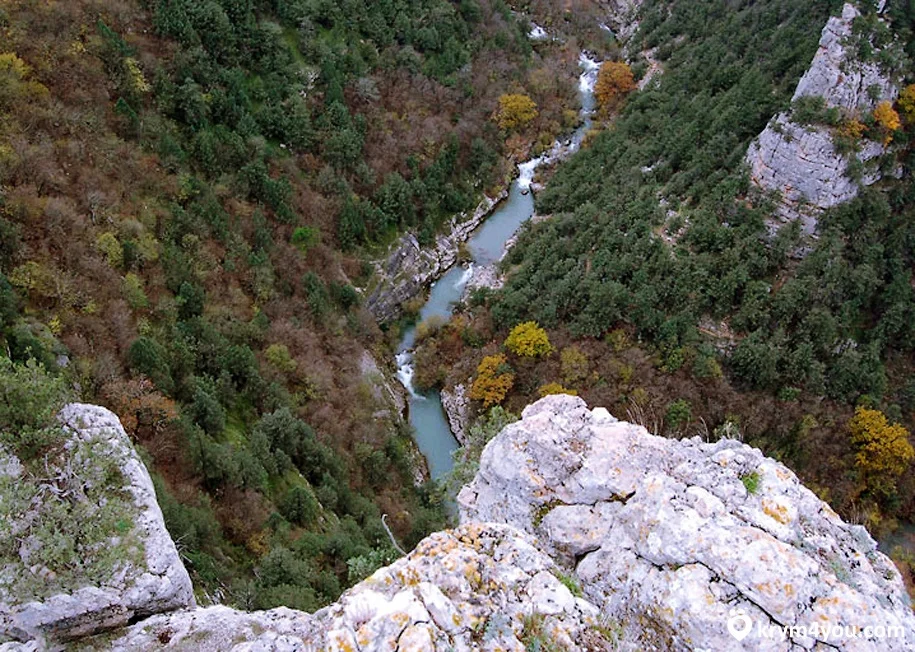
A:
102;524;606;651
440;382;471;445
0;404;194;646
459;394;915;650
6;398;915;650
746;3;899;230
365;192;506;323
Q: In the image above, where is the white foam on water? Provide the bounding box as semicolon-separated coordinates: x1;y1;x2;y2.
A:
455;263;474;289
529;23;549;40
579;52;600;95
396;351;424;400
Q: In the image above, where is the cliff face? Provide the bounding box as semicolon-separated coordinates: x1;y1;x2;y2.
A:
746;3;899;233
0;405;193;648
364;192;505;324
3;397;914;651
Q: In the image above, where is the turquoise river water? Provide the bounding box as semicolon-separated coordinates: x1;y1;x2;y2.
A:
395;53;599;480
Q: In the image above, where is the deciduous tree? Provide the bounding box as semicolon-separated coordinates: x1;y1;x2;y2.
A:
594;61;635;111
469;354;514;407
849;406;914;495
496;94;538;131
504;321;553;358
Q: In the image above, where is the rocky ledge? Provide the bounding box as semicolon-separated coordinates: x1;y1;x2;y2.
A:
460;395;915;650
3;397;914;650
0;405;193;648
746;3;900;232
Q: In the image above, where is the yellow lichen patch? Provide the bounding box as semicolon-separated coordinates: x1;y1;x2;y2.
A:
762;499;792;525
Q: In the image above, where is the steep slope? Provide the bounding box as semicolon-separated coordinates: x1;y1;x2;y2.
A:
4;397;913;650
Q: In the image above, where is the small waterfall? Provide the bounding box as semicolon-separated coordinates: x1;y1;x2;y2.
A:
455;263;474;289
396;351;424;400
579;53;600;96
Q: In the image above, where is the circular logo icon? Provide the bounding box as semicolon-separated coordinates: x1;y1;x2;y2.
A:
727;608;753;641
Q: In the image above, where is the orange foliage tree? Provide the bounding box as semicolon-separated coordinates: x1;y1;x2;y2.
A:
873;101;901;144
469;354;515;407
849;407;914;495
595;61;636;112
496;93;538;130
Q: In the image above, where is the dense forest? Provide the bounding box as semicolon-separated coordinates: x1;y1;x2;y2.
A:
0;0;607;608
6;0;915;614
415;0;915;548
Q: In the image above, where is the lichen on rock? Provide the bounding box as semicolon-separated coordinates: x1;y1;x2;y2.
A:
0;404;193;647
459;394;915;650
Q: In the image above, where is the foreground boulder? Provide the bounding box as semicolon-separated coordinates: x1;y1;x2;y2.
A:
4;397;915;650
459;395;915;650
101;523;606;651
0;404;194;647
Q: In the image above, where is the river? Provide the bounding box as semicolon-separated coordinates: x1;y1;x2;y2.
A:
395;53;600;481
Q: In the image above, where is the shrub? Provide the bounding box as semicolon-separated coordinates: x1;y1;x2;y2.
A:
495;93;538;130
849;407;914;495
538;382;577;397
291;226;320;252
469;354;514;407
0;357;70;459
665;399;692;431
560;346;589;386
873;100;901;143
280;486;320;525
123;273;148;310
504;321;553;358
740;470;761;495
128;336;173;393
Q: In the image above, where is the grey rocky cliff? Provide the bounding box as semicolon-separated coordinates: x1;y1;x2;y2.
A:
1;404;194;647
599;0;644;43
746;3;900;232
460;395;915;650
365;192;506;323
5;397;915;650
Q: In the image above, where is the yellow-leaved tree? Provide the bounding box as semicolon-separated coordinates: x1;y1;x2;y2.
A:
469;354;514;407
849;406;914;495
873;101;901;144
594;61;636;112
504;321;553;357
898;84;915;123
496;93;538;130
538;382;577;397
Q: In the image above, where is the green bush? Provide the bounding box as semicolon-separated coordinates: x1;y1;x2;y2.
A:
0;357;70;459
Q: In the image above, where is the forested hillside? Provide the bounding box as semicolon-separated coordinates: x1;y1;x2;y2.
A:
416;0;915;541
0;0;597;608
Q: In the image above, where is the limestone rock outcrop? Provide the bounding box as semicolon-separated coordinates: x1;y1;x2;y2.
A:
459;395;915;650
5;398;915;650
746;3;900;231
103;523;606;651
365;192;506;323
0;404;194;647
440;381;471;446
